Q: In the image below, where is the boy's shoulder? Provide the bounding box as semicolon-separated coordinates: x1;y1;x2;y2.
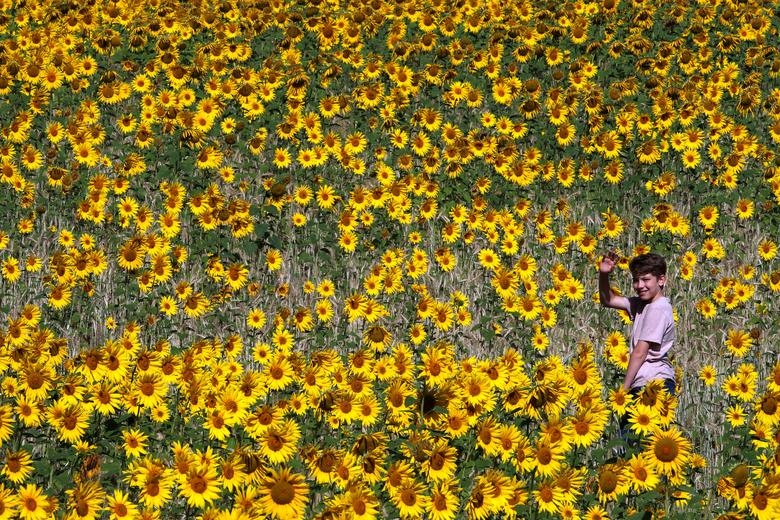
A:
629;296;672;316
652;296;673;311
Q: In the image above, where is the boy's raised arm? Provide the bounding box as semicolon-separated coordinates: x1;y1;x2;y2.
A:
598;252;630;311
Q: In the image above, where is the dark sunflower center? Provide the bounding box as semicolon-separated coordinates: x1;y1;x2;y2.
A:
190;475;207;494
271;480;295;505
654;438;679;463
599;469;618;493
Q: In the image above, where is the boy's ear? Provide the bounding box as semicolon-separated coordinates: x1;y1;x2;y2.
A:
658;274;667;288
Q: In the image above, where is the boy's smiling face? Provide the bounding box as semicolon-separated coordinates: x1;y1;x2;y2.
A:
632;272;666;302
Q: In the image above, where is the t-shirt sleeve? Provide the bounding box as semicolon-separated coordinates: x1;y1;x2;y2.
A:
628;297;641;321
634;304;668;345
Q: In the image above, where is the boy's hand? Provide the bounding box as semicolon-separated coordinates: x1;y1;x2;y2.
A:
598;251;619;274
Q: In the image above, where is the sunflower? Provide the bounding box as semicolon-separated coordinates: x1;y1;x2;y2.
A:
152;294;176;317
193;146;223;170
701;237;726;260
306;447;346;486
122;428;148;458
52;403;90;443
313;182;341;209
725;329;753;357
695;298;717;319
240;307;267;332
329;389;360;425
134;370;167;409
421;480;458;520
64;480;105;520
303;297;332;324
1;449;33;484
570;404;607;447
602;160;624;184
596;462;630;503
335;228;357;252
698;205;719;230
767;362;780;395
420;346;454;387
19;145;42;171
745;481;780;520
427;302;453;331
470;416;504;457
335;484;380;520
133;460;175;510
196;408;229;441
264;351;294;388
73;142;100;166
538;417;575;455
87;377;119;414
698;365;717;386
533;478;565;515
530;438;566;479
645;427;693;476
106;489;138;520
420;440;457;484
465;477;503;519
722;371;757;402
5;316;31;348
257;467;309;520
554;121;577;147
758;239;777;261
0;483;18;520
117;239;145;271
599;210;625;239
179;464;220;509
390;477;430;519
461;370;495;409
181;291;209;318
17;483;50;520
626;453;660;493
15;397;43;428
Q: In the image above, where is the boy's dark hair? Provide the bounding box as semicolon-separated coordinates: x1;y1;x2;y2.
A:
628;253;666;278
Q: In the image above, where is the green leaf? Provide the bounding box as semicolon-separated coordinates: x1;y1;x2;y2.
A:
481;326;496;341
268;234;284;250
101;458;123;479
244;240;259;256
53;470;74;492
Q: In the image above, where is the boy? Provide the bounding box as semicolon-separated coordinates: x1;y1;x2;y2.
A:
598;252;676;395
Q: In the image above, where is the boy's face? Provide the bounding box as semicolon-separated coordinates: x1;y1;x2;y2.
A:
631;271;665;301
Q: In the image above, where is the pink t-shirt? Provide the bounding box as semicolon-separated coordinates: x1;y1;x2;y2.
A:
628;296;675;389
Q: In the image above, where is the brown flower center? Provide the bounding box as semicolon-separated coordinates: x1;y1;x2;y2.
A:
654;437;679;463
271;480;295;505
599;469;618;494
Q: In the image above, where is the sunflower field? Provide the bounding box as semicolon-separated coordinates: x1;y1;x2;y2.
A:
0;0;780;518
